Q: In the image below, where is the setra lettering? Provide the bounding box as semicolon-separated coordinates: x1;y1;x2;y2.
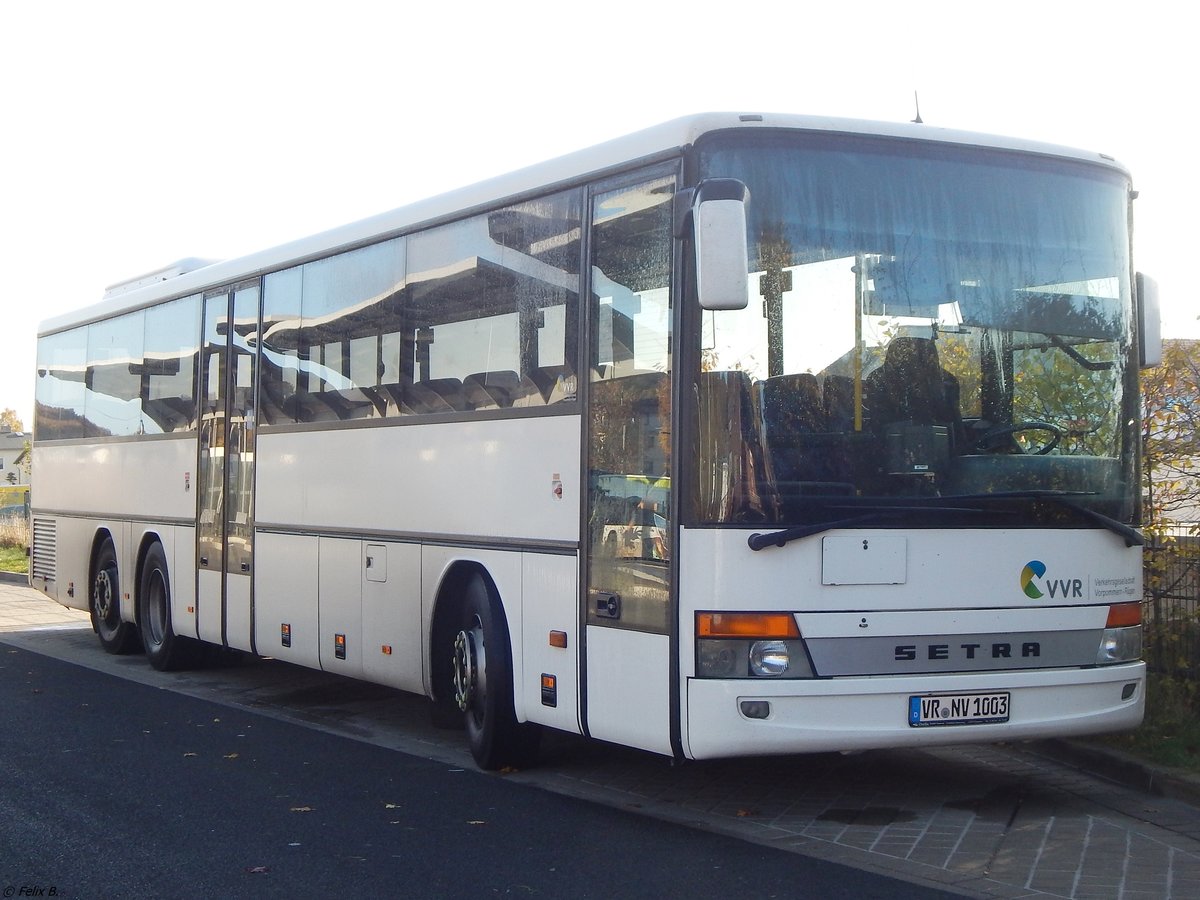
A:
894;641;1042;661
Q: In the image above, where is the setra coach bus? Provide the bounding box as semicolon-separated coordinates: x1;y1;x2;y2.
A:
30;112;1160;768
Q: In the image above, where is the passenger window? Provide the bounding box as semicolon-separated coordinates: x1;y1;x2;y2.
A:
142;294;200;433
259;266;304;425
84;310;145;437
35;328;88;440
259;240;406;423
258;189;581;425
404;190;581;413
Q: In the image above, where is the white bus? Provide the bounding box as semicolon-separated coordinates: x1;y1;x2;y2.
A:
30;113;1159;769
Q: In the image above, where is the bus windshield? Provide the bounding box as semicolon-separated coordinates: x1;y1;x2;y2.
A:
691;131;1136;528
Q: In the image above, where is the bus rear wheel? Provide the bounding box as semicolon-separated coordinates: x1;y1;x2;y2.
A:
91;536;139;655
138;542;200;670
451;573;540;770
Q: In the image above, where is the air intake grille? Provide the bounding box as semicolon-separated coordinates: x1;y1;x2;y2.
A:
31;517;56;582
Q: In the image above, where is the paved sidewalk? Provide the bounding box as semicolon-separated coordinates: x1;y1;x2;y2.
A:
0;570;90;631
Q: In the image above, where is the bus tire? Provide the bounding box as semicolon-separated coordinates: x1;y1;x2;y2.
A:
91;536;139;655
451;573;541;770
138;542;200;671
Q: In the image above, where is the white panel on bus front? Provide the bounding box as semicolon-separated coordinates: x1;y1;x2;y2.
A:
822;534;908;585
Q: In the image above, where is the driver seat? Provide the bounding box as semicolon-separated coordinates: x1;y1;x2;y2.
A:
865;337;964;448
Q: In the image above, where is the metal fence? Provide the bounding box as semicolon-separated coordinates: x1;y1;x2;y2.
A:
1143;526;1200;676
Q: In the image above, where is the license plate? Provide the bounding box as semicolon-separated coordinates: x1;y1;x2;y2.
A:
908;691;1010;727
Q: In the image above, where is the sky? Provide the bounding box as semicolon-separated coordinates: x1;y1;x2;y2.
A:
1;0;1194;430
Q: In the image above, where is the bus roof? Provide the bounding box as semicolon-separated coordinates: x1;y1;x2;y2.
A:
40;111;1130;336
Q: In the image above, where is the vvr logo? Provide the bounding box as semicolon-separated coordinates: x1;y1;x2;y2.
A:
1020;560;1083;600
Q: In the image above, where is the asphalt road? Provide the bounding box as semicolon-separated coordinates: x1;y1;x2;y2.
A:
0;645;958;900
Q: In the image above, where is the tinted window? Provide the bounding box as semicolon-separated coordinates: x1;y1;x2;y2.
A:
260;239;406;423
35;328;88;440
84;311;144;437
258;189;582;424
142;294;200;433
404;190;582;413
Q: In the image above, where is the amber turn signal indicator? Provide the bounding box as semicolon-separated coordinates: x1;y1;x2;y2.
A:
1106;603;1141;628
696;612;800;638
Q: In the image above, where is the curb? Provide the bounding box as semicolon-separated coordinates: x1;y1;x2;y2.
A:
0;570;29;585
1033;738;1200;809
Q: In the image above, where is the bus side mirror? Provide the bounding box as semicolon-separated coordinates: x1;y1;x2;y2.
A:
677;179;750;310
1136;272;1162;369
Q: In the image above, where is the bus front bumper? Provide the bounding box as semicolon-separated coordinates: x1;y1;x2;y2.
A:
684;662;1145;760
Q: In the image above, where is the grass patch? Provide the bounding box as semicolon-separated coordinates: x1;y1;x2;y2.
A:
0;544;27;574
0;517;28;574
1097;673;1200;775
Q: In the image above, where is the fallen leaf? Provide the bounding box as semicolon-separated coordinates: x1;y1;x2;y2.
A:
735;809;757;818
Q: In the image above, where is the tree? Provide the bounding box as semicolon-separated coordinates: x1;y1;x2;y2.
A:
0;409;23;432
1140;339;1200;676
1143;339;1200;528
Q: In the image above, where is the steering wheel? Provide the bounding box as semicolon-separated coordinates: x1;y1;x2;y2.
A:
975;421;1062;455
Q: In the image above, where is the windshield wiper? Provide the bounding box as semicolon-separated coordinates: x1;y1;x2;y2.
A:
746;503;994;550
944;489;1144;547
748;513;897;550
747;490;1142;550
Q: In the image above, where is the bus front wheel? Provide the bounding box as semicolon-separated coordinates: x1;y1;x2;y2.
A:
450;574;540;770
91;536;139;654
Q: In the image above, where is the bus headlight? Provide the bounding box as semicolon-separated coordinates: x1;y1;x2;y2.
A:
695;613;814;678
697;640;742;677
1096;603;1142;665
749;640;789;676
697;639;813;677
1096;626;1142;665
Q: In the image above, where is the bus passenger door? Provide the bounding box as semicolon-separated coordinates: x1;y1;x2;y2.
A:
583;171;677;756
197;282;260;652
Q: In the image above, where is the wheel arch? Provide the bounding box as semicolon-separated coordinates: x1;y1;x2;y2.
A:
87;525;141;653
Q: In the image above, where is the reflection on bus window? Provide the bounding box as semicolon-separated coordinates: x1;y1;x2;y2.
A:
258;190;582;424
692;134;1134;527
587;173;675;633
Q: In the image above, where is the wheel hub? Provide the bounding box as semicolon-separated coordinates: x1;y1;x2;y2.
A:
146;571;167;645
452;622;486;712
94;570;114;619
